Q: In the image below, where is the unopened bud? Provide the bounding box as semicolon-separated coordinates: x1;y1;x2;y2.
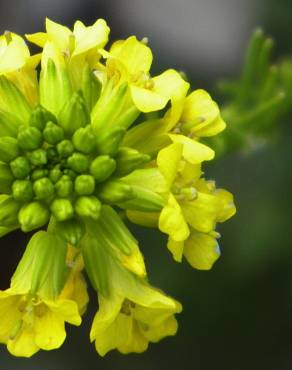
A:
46;147;58;161
75;196;101;220
67;153;89;173
17;126;42;150
28;148;47;166
89;155;116;183
0;196;20;227
49;167;62;183
53;218;85;246
10;156;31;179
96;180;134;204
0;137;19;162
50;198;74;221
29;105;57;131
74;175;95;195
33;177;54;199
115;147;151;176
43;121;64;144
55;175;73;197
72;126;96;154
57;139;74;158
12;180;34;202
18;201;50;232
31;168;49;181
0;163;13;193
95;127;126;156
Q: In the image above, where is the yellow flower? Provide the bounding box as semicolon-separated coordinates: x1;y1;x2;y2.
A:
0;32;39;105
0;231;83;357
0;287;81;357
101;36;189;112
90;261;181;356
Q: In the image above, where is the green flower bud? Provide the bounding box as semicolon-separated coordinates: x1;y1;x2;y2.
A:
57;139;74;158
81;64;102;111
72;126;96;154
10;156;31;179
0;196;20;227
31;168;49;181
50;198;74;221
0;163;13;193
89;155;116;183
118;186;165;212
17;126;43;150
58;92;90;137
55;175;73;197
96;180;134;204
18;201;50;232
33;177;55;199
0;137;19;162
29;105;57;131
43;121;64;144
95;127;126;156
115;147;151;176
75;175;95;195
52;218;85;246
49;167;63;183
12;180;34;202
75;196;101;220
67;153;89;173
63;169;77;179
28;148;47;166
47;147;58;161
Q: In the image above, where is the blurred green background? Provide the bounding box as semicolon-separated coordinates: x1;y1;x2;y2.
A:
0;0;291;369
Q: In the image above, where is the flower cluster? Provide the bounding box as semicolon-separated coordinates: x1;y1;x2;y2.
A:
0;19;235;357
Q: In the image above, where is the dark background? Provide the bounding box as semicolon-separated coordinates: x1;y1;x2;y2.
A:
0;0;292;369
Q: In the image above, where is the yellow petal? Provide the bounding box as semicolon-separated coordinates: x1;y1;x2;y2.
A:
45;299;81;326
7;326;39;358
34;308;66;350
167;238;184;262
0;38;29;73
142;315;179;342
157;142;183;187
215;189;236;222
169;134;214;163
184;231;220;270
25;32;48;48
181;192;221;233
130;85;168;113
0;293;22;342
159;193;190;241
110;36;153;75
45;17;71;51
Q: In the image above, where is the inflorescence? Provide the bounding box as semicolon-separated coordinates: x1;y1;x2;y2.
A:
0;19;235;357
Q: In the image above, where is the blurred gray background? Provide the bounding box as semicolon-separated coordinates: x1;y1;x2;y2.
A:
0;0;291;369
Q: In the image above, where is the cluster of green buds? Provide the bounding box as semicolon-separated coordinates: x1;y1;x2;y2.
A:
208;29;286;157
0;19;235;358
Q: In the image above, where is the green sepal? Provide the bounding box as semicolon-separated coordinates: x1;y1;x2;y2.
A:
11;230;67;299
10;156;31;179
114;106;140;130
0;137;19;162
0;163;14;193
29;105;57;131
118;186;165;212
58;91;90;137
0;110;23;138
12;180;34;203
50;198;74;222
75;196;101;220
89;155;116;183
0;196;21;227
0;76;31;125
91;82;128;132
115;147;151;176
81;64;102;111
96;179;134;204
72;126;96;154
17;126;43;150
18;201;50;232
49;217;85;247
95;126;126;156
39;58;72;117
81;220;110;295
